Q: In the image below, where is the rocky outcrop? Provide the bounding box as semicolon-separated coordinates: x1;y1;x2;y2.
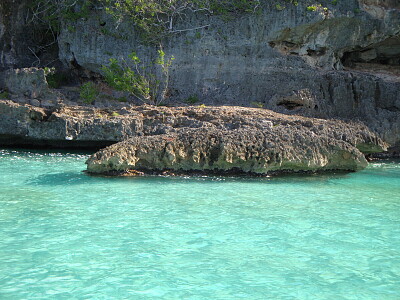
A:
85;105;386;175
0;68;50;98
359;0;400;18
0;99;388;174
0;100;139;147
0;100;386;150
86;130;367;175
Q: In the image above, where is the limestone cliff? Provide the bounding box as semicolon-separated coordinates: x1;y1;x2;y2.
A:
55;0;400;145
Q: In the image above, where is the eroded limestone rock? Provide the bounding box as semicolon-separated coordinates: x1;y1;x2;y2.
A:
85;106;387;175
0;99;389;174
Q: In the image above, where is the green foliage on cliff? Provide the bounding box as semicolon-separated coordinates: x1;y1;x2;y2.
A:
101;0;262;41
80;82;99;104
30;0;337;42
0;91;9;99
102;49;174;105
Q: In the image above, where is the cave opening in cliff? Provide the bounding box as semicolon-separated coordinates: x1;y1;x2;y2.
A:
341;36;400;76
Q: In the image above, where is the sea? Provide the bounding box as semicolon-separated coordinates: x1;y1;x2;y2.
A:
0;149;399;299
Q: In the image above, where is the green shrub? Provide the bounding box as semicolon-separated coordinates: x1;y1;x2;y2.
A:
80;82;99;104
251;101;264;108
117;96;128;102
185;95;199;104
31;0;335;43
47;73;69;88
0;91;9;99
29;0;94;33
102;49;174;105
44;68;69;88
102;0;262;41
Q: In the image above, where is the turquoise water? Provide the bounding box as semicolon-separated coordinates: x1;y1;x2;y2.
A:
0;149;399;299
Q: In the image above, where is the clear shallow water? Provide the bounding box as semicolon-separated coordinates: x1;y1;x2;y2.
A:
0;149;399;300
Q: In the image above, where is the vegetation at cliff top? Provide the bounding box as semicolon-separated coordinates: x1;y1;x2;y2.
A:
29;0;336;42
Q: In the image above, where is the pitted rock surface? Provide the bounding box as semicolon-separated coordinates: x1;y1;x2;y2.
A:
83;105;386;175
0;100;387;174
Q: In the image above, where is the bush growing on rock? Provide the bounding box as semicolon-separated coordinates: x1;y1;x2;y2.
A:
80;82;99;104
101;49;174;106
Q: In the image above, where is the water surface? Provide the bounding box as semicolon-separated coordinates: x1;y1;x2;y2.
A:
0;149;399;299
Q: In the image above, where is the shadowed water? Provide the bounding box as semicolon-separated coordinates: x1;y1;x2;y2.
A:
0;149;399;299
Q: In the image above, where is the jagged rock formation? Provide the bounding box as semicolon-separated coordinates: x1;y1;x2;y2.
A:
0;0;30;70
0;68;50;98
85;105;386;175
0;100;386;151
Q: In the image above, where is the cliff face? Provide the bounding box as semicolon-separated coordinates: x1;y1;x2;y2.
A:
0;0;28;70
0;0;399;149
56;0;400;145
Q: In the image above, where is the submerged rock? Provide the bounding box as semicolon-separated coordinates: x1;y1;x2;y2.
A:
86;107;387;176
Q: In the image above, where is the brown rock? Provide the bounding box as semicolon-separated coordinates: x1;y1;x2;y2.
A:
0;100;388;174
85;106;387;175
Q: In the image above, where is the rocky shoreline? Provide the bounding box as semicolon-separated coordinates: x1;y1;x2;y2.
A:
0;0;399;176
0;100;388;176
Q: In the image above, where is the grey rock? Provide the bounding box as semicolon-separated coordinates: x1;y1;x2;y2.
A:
0;68;49;98
0;0;59;70
56;1;400;146
0;0;32;70
13;98;28;104
29;99;40;107
0;100;142;147
40;100;56;109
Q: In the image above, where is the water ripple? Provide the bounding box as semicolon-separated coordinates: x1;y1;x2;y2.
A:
0;150;399;299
